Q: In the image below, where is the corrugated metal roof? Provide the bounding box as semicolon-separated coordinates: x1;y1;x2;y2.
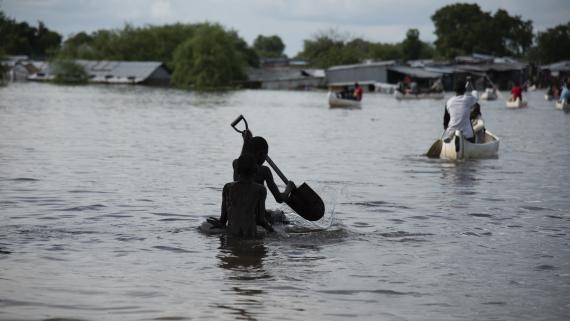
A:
75;60;165;82
327;60;396;71
388;66;442;79
542;61;570;72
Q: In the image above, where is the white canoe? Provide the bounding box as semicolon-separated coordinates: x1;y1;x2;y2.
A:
555;101;570;112
328;91;361;108
394;91;444;100
480;88;497;100
440;130;500;160
506;98;527;108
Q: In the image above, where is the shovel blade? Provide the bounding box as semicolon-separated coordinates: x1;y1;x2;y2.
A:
286;183;325;221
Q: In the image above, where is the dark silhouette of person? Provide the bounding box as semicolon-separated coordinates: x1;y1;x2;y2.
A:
219;154;274;238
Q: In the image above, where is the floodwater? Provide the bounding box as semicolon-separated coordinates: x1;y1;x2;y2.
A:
1;82;569;321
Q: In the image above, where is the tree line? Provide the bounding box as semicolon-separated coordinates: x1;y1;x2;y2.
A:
1;3;569;89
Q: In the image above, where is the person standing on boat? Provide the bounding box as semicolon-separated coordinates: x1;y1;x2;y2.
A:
219;154;274;238
353;83;363;101
443;79;479;143
511;81;523;101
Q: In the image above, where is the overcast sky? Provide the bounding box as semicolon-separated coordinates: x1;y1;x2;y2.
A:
2;0;569;56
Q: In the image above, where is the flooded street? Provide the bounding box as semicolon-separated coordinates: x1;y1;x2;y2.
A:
1;82;569;321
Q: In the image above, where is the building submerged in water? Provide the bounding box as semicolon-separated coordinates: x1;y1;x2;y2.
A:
28;60;171;86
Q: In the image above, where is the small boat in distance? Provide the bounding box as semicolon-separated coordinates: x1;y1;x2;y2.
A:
480;88;498;100
328;91;361;109
439;130;500;160
506;98;528;108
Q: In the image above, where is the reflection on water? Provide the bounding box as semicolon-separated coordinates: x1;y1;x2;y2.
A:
0;83;569;321
218;236;268;272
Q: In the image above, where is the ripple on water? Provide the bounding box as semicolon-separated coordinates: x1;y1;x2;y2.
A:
61;204;106;211
468;213;493;218
535;264;557;271
152;245;196;254
318;289;422;297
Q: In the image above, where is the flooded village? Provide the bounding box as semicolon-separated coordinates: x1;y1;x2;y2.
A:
1;2;570;321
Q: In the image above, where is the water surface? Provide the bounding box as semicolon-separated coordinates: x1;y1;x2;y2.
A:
1;83;569;321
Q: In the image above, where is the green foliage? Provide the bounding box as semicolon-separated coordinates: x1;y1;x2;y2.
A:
298;29;435;68
57;22;259;75
401;29;422;61
0;11;62;58
171;24;246;90
528;22;570;64
431;3;533;58
51;59;88;84
253;35;286;58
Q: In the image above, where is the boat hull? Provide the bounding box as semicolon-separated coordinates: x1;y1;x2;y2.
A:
506;98;527;108
480;89;497;100
328;92;361;108
440;131;500;160
555;101;570;112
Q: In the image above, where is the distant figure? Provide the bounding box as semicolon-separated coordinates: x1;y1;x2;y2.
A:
353;82;363;101
560;80;570;104
220;154;274;238
337;86;351;99
233;130;295;215
470;103;486;143
511;81;523;101
443;79;479;143
410;80;418;95
397;81;405;94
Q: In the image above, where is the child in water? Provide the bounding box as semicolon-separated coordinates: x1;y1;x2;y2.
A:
233;130;295;223
218;154;274;238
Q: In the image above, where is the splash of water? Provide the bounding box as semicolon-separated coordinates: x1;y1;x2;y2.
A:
282;184;348;232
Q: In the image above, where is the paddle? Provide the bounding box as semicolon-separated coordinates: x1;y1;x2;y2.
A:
231;115;325;221
426;132;444;158
485;75;502;99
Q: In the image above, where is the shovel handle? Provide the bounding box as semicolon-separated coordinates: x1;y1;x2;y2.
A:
231;115;248;133
265;156;289;184
231;115;290;184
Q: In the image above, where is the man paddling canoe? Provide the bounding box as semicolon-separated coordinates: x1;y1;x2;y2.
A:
443;79;479;143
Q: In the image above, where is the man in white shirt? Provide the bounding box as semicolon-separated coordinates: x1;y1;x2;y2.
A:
443;79;478;143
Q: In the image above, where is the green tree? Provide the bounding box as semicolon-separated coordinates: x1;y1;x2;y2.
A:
0;11;61;58
490;9;533;56
253;35;285;58
528;22;570;64
297;29;362;68
401;29;422;61
51;59;88;84
171;24;246;90
431;4;533;58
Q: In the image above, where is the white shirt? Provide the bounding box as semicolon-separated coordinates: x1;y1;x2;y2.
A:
445;92;478;139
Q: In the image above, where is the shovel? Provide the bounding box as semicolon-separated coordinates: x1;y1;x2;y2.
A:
231;115;325;221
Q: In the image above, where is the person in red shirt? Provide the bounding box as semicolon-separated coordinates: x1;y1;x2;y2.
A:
511;81;523;101
353;82;363;101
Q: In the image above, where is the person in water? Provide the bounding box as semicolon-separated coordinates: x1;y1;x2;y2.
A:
511;81;523;101
219;154;274;238
443;79;479;143
234;130;295;222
